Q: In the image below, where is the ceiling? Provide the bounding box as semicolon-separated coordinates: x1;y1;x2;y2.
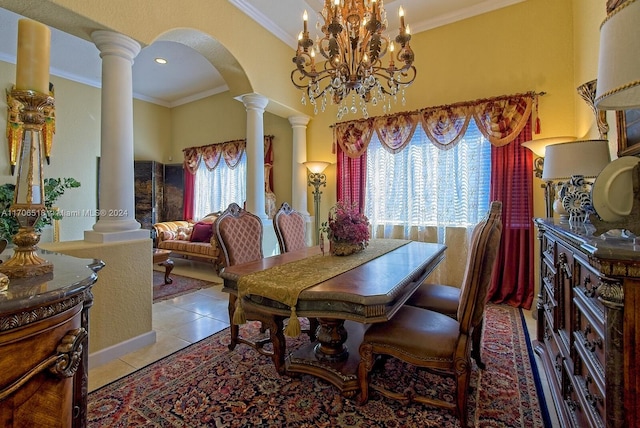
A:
0;0;523;108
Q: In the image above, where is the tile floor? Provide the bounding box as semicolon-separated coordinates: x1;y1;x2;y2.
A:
87;257;560;426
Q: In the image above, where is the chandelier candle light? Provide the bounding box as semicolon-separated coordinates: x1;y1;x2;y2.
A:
0;19;54;279
292;0;416;119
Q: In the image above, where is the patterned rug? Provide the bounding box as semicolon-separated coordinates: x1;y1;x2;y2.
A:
88;304;550;427
152;271;219;302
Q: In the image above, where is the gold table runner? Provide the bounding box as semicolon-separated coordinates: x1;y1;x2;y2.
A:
234;239;410;336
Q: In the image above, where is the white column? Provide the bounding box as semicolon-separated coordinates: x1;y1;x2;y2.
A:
85;31;148;242
241;93;269;220
288;115;311;216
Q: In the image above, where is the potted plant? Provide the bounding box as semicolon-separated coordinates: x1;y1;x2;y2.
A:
0;177;81;243
321;200;370;256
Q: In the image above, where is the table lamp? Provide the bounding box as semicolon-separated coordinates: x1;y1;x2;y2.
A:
595;0;640;109
522;136;577;219
303;161;330;245
541;140;611;223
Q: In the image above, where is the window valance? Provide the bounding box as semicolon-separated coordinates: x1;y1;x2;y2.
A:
335;92;541;158
183;136;274;175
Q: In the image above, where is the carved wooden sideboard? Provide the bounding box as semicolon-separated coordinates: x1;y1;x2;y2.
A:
534;219;639;428
0;250;103;427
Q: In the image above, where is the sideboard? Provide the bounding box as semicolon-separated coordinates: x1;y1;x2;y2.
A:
0;250;103;428
534;219;639;428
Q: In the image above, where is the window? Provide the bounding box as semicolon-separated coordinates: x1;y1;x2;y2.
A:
193;152;246;219
364;121;491;228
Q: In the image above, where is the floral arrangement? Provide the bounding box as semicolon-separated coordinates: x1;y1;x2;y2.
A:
321;200;370;246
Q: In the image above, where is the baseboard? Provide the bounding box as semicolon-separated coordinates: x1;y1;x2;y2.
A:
88;330;157;369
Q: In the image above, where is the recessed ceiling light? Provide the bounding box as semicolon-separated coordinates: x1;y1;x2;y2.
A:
154;57;167;64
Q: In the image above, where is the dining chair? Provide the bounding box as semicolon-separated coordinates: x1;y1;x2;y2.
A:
213;202;270;353
357;201;502;426
272;201;318;339
273;202;307;253
405;201;503;369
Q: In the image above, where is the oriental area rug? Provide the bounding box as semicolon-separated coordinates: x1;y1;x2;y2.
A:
152;271;219;302
88;304;550;427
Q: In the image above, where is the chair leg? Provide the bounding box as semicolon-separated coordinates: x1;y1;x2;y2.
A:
455;364;471;428
228;294;239;350
471;317;485;369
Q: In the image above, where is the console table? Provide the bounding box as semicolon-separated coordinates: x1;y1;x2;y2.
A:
0;250;103;428
534;219;639;428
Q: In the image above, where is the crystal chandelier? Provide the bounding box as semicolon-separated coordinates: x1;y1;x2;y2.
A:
292;0;416;119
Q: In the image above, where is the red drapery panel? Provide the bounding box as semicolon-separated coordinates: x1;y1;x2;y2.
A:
264;135;274;192
487;120;535;309
183;167;195;221
336;145;367;212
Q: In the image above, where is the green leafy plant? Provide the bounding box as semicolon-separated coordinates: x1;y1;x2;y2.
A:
0;177;81;242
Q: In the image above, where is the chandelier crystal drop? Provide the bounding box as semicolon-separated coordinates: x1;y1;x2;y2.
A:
291;0;416;119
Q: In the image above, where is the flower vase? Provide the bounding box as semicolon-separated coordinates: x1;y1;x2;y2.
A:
330;241;366;256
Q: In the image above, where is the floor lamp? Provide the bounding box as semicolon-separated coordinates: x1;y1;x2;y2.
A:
303;161;330;245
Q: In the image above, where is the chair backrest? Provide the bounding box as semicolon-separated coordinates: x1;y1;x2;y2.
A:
273;202;307;253
456;201;503;333
213;202;263;267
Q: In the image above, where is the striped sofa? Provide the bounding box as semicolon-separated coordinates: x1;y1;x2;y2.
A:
153;213;222;270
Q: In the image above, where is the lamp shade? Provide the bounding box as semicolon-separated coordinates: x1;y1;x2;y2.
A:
541;140;611;180
521;136;577;157
303;161;330;174
595;0;640;109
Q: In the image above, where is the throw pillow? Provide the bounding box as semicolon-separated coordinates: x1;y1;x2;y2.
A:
177;226;192;241
198;212;220;224
162;230;177;241
190;221;213;242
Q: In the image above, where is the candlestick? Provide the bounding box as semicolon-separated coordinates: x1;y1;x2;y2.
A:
0;90;54;279
15;19;51;95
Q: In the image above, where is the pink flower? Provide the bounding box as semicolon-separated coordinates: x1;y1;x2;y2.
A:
321;201;370;245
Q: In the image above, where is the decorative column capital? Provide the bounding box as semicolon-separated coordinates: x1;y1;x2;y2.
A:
288;115;310;128
241;93;269;112
91;30;141;62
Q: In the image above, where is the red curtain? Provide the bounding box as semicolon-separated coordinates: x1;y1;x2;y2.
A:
487;120;535;309
336;146;367;212
183;168;195;221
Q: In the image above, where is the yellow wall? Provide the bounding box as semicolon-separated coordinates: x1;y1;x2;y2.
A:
133;99;171;162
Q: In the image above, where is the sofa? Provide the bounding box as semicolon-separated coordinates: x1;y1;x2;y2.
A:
153;212;222;270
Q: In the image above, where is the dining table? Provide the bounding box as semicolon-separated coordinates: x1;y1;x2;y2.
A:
219;239;447;397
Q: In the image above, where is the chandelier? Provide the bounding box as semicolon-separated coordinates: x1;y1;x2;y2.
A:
291;0;416;119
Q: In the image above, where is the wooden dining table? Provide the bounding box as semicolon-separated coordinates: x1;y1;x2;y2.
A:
219;239;446;397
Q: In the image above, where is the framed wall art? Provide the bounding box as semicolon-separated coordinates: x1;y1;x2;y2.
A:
616;108;640;157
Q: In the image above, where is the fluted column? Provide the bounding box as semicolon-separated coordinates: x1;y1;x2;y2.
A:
85;31;148;242
288;115;311;216
241;93;269;220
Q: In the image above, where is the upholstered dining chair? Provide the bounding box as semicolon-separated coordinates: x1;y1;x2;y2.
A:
405;201;503;369
272;202;319;339
357;201;502;427
273;202;307;253
213;202;267;352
